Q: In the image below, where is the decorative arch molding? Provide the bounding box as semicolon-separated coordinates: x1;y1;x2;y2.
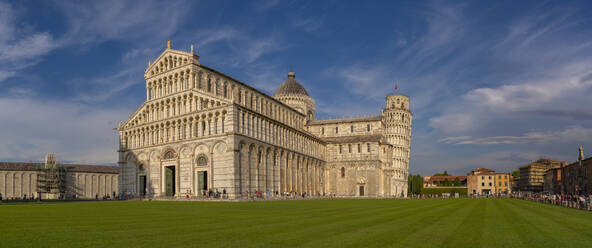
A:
150;150;160;161
179;145;192;158
194;143;210;156
357;176;367;185
125;152;138;163
213;141;228;154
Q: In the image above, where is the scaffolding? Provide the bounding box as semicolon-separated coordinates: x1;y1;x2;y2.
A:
36;153;67;199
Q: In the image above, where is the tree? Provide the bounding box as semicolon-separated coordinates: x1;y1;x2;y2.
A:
433;170;450;177
454;177;461;186
408;174;424;194
512;169;520;178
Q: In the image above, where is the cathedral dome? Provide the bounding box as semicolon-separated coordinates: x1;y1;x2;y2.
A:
273;69;309;97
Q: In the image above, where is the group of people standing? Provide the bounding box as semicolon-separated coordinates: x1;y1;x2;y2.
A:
512;192;592;210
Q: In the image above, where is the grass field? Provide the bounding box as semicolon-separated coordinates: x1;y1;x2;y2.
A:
1;198;591;247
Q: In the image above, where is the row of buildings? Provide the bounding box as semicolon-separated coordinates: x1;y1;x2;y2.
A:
466;169;512;195
518;147;591;195
425;147;590;196
423;169;512;195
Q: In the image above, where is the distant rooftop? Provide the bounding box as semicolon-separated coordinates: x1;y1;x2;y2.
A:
0;162;119;174
308;116;382;125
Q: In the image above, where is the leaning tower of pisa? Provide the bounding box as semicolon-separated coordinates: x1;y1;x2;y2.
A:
382;93;412;196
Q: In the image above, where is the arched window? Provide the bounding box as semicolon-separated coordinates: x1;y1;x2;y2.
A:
350;125;354;133
197;156;208;166
341;167;345;178
367;124;371;132
336;126;339;134
321;127;325;135
357;144;361;153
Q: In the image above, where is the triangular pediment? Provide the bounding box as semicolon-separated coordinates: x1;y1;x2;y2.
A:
145;48;199;79
121;103;148;130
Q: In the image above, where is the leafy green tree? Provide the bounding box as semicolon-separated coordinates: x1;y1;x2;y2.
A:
454;177;461;186
433;170;450;177
407;174;424;194
512;169;520;178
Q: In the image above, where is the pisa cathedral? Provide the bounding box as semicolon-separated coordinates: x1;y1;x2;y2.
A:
118;42;412;198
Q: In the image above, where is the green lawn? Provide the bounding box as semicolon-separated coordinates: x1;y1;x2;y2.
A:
1;198;591;247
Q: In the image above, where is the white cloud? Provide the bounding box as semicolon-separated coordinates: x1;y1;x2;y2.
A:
292;17;323;32
55;0;190;44
195;27;288;64
0;2;58;83
0;96;131;164
437;136;472;144
439;126;592;145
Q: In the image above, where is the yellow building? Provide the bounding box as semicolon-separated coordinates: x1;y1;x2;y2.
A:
494;173;511;194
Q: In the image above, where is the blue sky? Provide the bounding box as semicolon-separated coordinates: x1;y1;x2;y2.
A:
1;0;592;175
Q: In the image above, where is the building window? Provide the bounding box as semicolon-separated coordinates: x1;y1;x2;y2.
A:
499;182;501;186
341;167;345;178
367;144;371;152
481;176;484;180
336;127;339;134
348;144;352;153
350;125;354;133
489;182;492;186
367;124;371;132
321;128;324;135
505;175;507;179
505;182;508;186
488;176;491;179
482;183;484;186
339;145;342;154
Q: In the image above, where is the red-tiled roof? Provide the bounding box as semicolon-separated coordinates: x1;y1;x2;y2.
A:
308;116;382;125
0;162;118;174
427;176;467;183
321;134;383;144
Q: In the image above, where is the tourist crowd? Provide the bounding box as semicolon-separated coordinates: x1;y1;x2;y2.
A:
511;192;592;211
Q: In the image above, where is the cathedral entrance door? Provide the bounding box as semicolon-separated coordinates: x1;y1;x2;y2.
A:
139;175;147;196
359;186;365;196
198;171;208;194
165;166;176;196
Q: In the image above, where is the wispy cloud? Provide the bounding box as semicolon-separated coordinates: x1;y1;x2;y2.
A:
0;96;131;163
0;2;58;83
292;17;323;32
55;0;190;45
195;27;288;64
440;126;592;145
